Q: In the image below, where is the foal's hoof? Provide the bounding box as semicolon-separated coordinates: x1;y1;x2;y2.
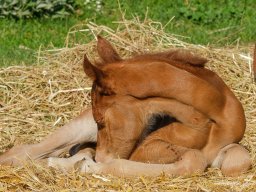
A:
75;156;99;174
212;144;252;176
221;145;251;176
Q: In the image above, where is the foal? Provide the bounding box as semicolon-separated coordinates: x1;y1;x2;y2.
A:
76;36;251;176
0;37;251;177
43;38;251;176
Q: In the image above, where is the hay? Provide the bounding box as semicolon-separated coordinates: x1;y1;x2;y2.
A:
1;17;256;191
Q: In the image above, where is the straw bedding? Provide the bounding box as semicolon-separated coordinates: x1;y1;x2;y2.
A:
0;18;255;191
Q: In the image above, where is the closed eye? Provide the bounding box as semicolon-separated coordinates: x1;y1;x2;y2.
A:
99;88;115;96
100;91;111;96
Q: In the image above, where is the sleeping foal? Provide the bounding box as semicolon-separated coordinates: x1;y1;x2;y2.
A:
69;37;250;176
0;37;251;177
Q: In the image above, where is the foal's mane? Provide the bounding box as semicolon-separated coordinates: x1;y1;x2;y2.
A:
130;50;208;68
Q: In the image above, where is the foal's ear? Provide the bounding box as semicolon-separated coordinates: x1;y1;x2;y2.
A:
97;36;122;63
83;54;103;80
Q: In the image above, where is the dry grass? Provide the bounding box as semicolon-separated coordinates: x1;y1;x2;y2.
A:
0;17;256;191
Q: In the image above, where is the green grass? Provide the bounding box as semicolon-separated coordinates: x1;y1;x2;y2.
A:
1;18;91;66
0;0;255;67
0;19;74;66
117;0;256;44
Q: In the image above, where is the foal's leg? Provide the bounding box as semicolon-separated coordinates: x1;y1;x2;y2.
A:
211;143;251;176
130;139;188;164
0;108;97;166
131;121;210;161
78;149;207;177
45;148;95;172
129;121;209;164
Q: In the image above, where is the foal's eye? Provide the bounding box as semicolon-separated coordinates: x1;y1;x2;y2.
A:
100;91;109;96
99;89;115;96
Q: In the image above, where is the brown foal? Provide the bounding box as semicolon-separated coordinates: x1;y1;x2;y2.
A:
0;37;251;177
81;36;251;176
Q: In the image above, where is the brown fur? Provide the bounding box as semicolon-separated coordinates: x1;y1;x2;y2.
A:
84;36;246;166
